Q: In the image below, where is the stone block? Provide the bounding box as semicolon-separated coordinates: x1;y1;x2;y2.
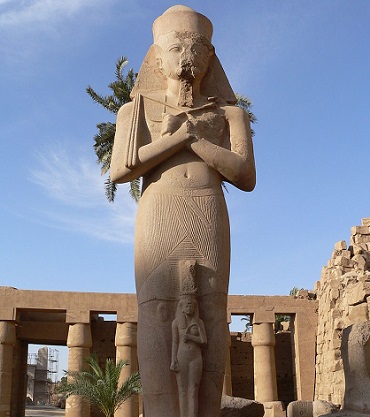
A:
354;234;370;244
312;400;337;417
263;401;286;417
332;338;342;349
287;400;312;417
334;257;355;268
351;226;370;236
350;244;365;255
330;360;342;372
362;218;370;227
348;303;369;322
334;241;347;251
221;395;264;417
352;255;367;270
347;282;370;305
333;319;346;330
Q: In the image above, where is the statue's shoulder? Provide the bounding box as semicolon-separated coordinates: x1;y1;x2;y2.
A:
117;101;135;121
220;104;248;121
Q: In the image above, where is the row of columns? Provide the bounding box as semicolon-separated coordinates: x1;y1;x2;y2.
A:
0;319;139;417
65;320;283;417
0;317;291;417
65;322;138;417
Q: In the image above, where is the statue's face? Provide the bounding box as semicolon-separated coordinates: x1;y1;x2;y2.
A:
156;32;213;82
181;296;195;315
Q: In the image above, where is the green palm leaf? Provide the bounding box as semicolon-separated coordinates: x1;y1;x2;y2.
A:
88;57;139;202
58;356;141;417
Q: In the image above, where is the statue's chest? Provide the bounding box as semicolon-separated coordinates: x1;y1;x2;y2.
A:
144;101;226;144
188;111;226;143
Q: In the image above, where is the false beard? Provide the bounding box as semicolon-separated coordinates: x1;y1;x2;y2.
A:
178;79;194;107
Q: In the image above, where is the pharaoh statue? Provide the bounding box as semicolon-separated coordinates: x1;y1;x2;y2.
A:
110;5;256;417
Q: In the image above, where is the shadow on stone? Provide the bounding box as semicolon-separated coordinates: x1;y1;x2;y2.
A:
221;395;264;417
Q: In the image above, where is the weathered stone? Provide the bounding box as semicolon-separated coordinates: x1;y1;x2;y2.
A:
351;226;370;236
263;401;286;417
312;400;337;417
362;218;370;227
221;395;264;417
109;6;256;417
287;400;312;417
335;241;347;251
341;322;370;413
348;303;368;322
346;281;370;306
350;244;365;255
334;257;355;268
354;235;370;244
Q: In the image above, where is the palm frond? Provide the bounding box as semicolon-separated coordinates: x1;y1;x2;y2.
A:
105;178;117;203
115;56;129;82
86;86;117;114
89;57;140;202
235;93;257;137
129;178;141;203
58;356;141;417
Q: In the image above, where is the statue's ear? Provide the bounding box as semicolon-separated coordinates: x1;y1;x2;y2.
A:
153;44;163;69
156;57;163;72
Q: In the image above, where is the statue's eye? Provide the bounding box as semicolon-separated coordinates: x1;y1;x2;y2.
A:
168;45;181;53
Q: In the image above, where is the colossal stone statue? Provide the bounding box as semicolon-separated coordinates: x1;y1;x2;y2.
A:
110;5;256;417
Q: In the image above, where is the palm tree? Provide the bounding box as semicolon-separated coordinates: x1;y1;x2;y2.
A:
88;58;256;203
58;356;141;417
87;56;140;202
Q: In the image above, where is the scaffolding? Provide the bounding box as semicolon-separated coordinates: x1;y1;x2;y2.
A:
27;347;59;404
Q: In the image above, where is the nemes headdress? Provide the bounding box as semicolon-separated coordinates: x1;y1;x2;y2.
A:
131;5;236;104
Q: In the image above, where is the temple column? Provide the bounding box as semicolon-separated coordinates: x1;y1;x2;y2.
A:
0;321;16;417
252;321;278;402
66;323;92;417
252;315;285;417
115;322;139;417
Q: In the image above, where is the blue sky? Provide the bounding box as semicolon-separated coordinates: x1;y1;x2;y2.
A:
1;1;370;374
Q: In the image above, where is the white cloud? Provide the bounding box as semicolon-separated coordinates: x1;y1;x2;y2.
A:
30;146;137;244
0;0;104;27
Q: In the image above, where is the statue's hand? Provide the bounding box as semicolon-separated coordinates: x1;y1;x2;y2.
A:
170;358;179;373
161;113;182;137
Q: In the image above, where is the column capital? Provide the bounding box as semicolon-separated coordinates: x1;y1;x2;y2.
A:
0;308;16;321
251;322;276;348
0;320;16;346
115;322;137;348
67;323;92;348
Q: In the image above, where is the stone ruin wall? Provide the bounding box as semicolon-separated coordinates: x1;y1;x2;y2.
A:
315;217;370;406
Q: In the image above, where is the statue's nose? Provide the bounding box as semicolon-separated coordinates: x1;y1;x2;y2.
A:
180;48;192;64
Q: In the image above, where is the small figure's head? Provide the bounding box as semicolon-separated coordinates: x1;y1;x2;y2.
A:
180;295;196;316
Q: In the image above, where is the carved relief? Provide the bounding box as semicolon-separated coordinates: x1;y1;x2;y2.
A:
171;261;207;417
